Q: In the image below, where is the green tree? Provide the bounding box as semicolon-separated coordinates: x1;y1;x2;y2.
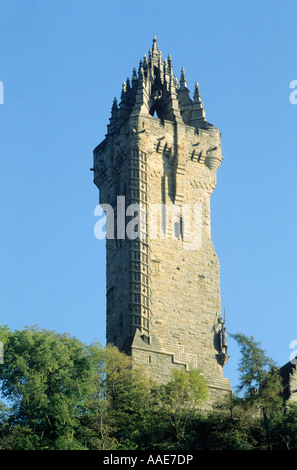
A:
3;324;290;450
0;325;95;449
269;403;297;450
104;345;152;448
75;342;119;450
193;394;267;450
231;332;284;450
0;327;153;450
154;368;208;447
70;343;153;450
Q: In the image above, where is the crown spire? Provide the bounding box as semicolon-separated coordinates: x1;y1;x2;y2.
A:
105;38;209;133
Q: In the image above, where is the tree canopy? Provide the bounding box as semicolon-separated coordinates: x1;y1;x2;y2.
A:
0;325;293;450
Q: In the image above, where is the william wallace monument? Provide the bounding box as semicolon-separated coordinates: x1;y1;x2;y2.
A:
93;37;232;402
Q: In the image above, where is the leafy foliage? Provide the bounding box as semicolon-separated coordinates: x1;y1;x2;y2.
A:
0;325;94;449
231;332;285;449
0;326;294;450
155;369;208;444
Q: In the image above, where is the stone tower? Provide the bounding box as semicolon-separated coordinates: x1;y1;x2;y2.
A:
93;37;231;401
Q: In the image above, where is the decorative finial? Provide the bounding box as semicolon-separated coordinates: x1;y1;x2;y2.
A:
110;97;118;121
152;36;158;52
180;67;187;88
121;81;127;99
167;54;173;75
143;54;148;74
138;60;143;76
164;58;168;74
111;97;117;112
132;67;138;84
194;82;202;103
138;65;144;84
126;77;131;92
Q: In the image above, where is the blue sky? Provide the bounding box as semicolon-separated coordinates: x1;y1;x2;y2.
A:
0;0;296;392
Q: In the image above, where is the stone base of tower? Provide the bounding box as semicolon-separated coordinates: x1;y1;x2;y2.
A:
201;375;233;408
130;330;232;407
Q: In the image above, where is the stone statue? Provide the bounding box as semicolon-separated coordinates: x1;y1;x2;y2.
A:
219;326;228;355
218;308;228;355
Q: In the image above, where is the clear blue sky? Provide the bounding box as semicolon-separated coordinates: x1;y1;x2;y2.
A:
0;0;297;391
